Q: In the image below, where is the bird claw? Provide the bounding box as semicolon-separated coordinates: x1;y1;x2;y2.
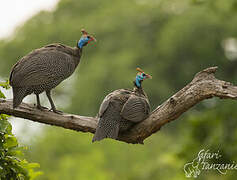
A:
50;108;63;114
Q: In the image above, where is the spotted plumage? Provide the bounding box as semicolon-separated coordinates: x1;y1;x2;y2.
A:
10;30;96;113
92;68;152;142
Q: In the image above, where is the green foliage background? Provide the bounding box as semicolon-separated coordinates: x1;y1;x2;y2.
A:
0;82;42;179
0;0;237;179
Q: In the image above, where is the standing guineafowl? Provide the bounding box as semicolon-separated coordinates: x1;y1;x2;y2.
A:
92;68;152;142
10;29;96;113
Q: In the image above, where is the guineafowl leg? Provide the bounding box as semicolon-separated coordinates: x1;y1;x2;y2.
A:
46;90;62;114
36;94;48;110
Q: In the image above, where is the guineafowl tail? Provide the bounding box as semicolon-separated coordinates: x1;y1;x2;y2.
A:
12;87;26;108
92;117;120;142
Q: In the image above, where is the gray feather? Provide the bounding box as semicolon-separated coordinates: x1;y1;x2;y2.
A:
92;88;150;142
121;95;150;122
93;103;121;142
9;43;81;109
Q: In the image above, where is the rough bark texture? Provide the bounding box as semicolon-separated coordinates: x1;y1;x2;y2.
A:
0;67;237;144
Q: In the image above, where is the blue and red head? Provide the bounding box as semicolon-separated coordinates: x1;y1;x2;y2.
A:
135;68;152;88
77;29;96;49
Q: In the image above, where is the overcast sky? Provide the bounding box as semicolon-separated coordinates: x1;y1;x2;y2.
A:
0;0;59;39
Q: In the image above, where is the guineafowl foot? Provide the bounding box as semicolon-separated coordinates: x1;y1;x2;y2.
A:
35;94;48;111
50;108;63;114
45;90;63;114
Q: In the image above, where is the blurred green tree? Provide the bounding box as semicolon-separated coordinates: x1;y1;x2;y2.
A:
0;0;236;179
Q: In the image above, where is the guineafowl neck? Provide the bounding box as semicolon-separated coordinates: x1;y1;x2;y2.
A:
134;86;147;98
73;47;83;67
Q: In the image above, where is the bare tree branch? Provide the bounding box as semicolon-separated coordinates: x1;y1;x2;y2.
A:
0;67;237;144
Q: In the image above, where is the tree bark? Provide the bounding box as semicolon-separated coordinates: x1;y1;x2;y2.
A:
0;67;236;144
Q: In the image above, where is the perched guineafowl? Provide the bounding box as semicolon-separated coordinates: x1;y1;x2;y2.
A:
10;29;96;113
92;68;152;142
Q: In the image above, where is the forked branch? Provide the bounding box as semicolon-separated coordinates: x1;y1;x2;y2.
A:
0;67;236;144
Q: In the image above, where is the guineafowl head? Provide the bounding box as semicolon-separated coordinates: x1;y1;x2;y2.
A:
134;68;152;88
77;29;96;49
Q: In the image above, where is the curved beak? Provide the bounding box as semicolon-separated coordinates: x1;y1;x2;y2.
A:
88;36;97;43
81;29;96;43
145;73;152;79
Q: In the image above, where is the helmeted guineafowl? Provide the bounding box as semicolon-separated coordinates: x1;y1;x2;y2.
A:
9;29;96;113
92;68;152;142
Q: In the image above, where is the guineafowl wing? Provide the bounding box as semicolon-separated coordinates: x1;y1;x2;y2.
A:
92;115;120;142
98;94;111;118
93;97;122;142
98;89;132;117
10;49;75;87
121;95;150;122
93;89;133;142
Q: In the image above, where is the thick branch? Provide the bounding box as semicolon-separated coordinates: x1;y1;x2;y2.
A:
0;67;237;144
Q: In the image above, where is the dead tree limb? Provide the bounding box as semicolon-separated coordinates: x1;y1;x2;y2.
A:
0;67;236;144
